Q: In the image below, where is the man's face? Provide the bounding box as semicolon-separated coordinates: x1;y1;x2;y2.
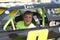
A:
23;14;33;26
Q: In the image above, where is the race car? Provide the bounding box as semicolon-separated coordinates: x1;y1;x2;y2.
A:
0;2;60;40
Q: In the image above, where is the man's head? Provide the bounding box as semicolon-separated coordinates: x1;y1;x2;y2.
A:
23;11;33;26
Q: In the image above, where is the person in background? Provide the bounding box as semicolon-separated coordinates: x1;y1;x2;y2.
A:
16;11;36;29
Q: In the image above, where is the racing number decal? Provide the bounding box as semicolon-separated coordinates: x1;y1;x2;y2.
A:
27;29;49;40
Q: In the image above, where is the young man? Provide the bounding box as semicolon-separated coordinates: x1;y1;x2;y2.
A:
16;11;36;29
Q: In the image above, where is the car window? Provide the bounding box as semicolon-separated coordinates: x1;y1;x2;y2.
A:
0;8;42;31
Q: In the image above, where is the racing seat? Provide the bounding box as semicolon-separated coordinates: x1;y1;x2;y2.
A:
27;29;49;40
15;14;23;22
